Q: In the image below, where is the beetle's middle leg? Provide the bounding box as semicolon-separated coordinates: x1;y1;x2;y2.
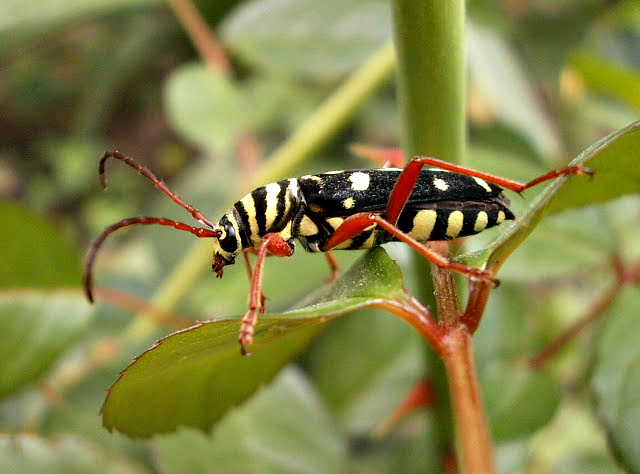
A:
324;251;340;282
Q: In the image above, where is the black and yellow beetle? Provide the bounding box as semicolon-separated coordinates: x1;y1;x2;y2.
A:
84;151;590;354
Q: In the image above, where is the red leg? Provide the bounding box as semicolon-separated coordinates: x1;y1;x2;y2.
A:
385;157;431;226
324;214;376;251
386;156;593;227
408;156;593;192
243;251;267;314
84;217;220;303
238;234;294;355
324;213;499;286
99;151;217;229
324;251;340;282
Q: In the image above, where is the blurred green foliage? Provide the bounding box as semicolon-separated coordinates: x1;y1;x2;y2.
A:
1;0;639;472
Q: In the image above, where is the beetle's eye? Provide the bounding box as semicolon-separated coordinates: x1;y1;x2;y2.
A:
218;218;238;253
224;222;236;242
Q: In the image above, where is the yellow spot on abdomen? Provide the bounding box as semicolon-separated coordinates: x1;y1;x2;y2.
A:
349;172;370;191
496;210;506;224
473;211;488;232
297;215;318;236
359;231;378;248
326;217;345;230
446;211;464;238
410;210;437;241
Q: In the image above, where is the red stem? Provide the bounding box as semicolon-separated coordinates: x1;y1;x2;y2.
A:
167;0;231;73
376;297;447;355
441;325;495;473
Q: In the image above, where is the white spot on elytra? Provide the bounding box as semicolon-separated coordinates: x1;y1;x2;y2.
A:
342;197;355;209
473;177;493;193
496;210;506;224
349;172;370;191
445;211;464;238
433;177;449;191
473;211;488;232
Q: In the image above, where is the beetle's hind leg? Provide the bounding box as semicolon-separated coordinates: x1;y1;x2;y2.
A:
323;213;499;286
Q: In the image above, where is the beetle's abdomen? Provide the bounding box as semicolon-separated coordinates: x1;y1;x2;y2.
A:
397;200;514;242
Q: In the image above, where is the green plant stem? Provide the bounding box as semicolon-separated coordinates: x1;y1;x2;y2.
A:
392;1;495;471
392;2;465;157
121;42;396;343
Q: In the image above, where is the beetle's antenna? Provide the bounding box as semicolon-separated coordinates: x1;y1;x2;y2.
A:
83;217;221;303
99;151;217;229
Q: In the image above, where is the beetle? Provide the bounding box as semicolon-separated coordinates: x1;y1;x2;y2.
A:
84;151;591;354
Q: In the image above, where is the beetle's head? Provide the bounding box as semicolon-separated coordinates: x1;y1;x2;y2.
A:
211;210;243;278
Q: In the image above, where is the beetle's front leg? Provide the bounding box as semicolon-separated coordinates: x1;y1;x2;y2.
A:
243;251;267;315
324;213;499;286
239;233;295;355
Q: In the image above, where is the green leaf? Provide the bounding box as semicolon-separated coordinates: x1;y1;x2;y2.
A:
0;0;160;35
0;291;93;399
163;64;245;152
152;368;347;473
592;287;640;473
571;54;640;111
552;453;626;474
547;120;640;214
481;362;560;442
467;22;562;157
220;0;391;79
0;201;81;288
308;308;423;433
464;120;640;273
102;248;407;437
494;204;617;281
0;433;145;474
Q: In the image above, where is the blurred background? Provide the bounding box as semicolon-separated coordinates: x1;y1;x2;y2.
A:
1;0;639;472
